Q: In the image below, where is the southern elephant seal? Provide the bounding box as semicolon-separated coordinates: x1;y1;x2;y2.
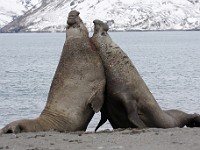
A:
91;20;200;131
0;11;105;134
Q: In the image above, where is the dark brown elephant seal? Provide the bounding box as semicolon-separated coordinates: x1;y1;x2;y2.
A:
0;11;105;134
91;20;200;131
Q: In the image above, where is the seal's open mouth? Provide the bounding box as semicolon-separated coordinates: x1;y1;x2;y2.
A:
67;10;80;26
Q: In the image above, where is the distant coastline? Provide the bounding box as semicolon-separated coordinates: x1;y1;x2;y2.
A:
1;29;200;33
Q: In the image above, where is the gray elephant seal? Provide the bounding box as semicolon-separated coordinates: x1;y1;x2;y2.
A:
0;11;105;134
91;20;200;131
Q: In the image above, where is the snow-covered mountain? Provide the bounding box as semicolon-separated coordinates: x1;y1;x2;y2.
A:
1;0;200;32
0;0;41;28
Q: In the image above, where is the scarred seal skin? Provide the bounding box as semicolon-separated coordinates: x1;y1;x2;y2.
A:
91;20;200;131
0;11;105;134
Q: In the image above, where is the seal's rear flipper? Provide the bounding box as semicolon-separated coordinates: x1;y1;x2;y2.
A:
186;115;200;127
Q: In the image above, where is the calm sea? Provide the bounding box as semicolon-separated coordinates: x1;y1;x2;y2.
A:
0;32;200;131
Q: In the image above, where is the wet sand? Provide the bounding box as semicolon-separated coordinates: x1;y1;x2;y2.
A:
0;128;200;150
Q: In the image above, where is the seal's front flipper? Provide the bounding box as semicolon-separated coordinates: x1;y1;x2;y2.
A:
0;121;25;134
89;84;105;113
125;100;146;128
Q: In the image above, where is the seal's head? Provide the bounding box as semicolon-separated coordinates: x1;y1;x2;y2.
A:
66;10;88;38
93;20;109;35
67;10;82;27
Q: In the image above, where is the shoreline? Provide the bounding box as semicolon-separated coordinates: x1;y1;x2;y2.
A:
1;29;200;34
0;128;200;150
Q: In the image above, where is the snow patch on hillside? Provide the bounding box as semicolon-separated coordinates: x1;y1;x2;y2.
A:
1;0;200;32
0;0;40;28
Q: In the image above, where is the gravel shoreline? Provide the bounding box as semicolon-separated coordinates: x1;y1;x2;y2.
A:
0;128;200;150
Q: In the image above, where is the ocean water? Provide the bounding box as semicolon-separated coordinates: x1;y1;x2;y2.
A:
0;32;200;131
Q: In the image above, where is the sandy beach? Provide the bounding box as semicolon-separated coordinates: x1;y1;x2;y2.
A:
0;128;200;150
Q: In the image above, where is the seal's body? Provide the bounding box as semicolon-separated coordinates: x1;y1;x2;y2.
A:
91;20;200;131
0;11;105;134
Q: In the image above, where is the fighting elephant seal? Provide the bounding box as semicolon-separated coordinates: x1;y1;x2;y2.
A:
0;11;105;134
91;20;200;131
